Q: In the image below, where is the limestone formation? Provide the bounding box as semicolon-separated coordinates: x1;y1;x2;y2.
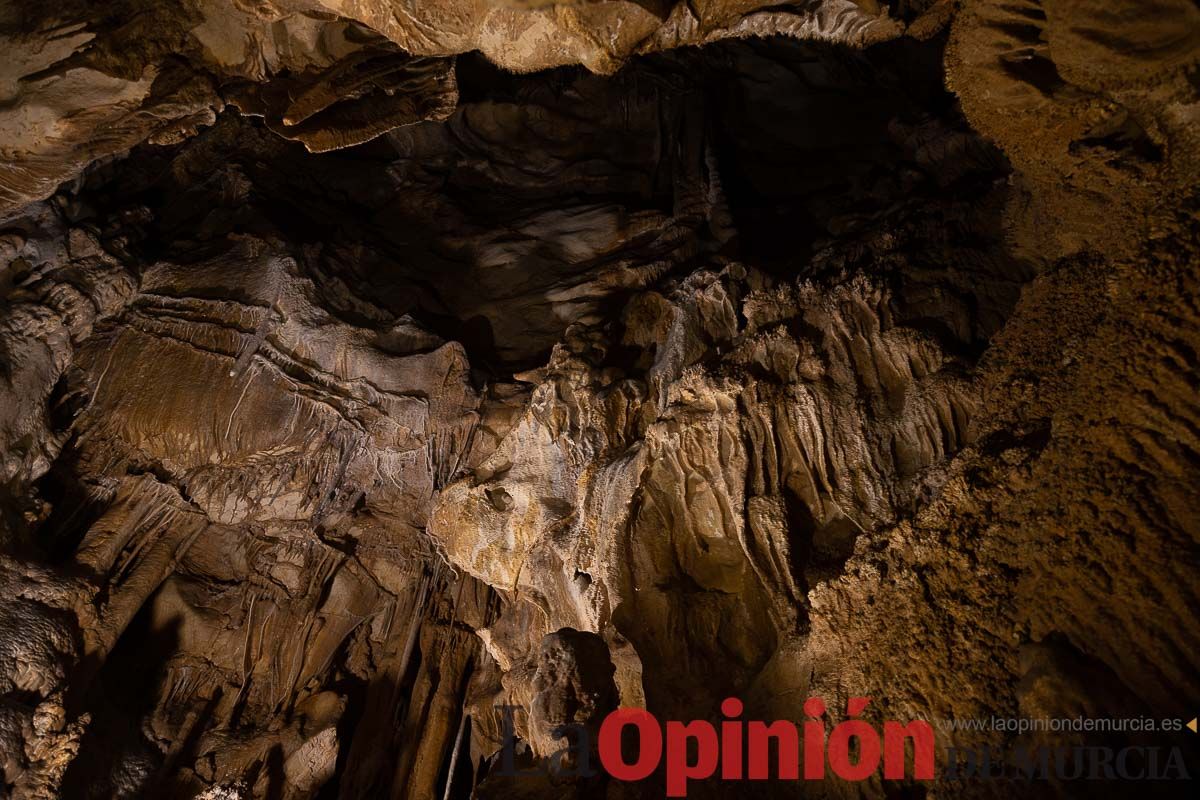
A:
0;1;1197;798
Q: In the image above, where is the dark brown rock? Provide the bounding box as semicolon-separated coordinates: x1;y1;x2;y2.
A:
0;2;1197;799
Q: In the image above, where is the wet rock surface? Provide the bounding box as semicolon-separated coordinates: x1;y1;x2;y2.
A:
0;1;1197;798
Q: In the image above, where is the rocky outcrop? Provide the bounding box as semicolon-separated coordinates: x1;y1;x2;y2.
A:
0;1;1197;798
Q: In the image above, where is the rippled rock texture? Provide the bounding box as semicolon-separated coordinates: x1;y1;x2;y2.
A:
0;1;1197;798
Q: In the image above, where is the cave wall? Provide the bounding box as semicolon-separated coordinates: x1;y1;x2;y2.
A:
0;1;1197;798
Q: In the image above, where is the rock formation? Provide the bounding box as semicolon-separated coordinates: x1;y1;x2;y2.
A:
0;0;1197;798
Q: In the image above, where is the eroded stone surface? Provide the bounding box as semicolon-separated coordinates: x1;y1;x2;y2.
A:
0;1;1197;798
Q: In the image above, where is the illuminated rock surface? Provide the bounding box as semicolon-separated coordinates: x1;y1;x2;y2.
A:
0;1;1197;797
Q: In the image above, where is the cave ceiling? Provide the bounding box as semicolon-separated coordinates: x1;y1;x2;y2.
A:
0;1;1198;798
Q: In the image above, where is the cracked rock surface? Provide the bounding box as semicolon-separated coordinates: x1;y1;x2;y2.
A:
0;0;1197;798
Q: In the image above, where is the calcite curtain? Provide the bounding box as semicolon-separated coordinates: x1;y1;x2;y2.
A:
0;1;1196;798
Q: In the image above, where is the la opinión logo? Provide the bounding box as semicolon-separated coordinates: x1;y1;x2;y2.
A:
497;697;934;797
